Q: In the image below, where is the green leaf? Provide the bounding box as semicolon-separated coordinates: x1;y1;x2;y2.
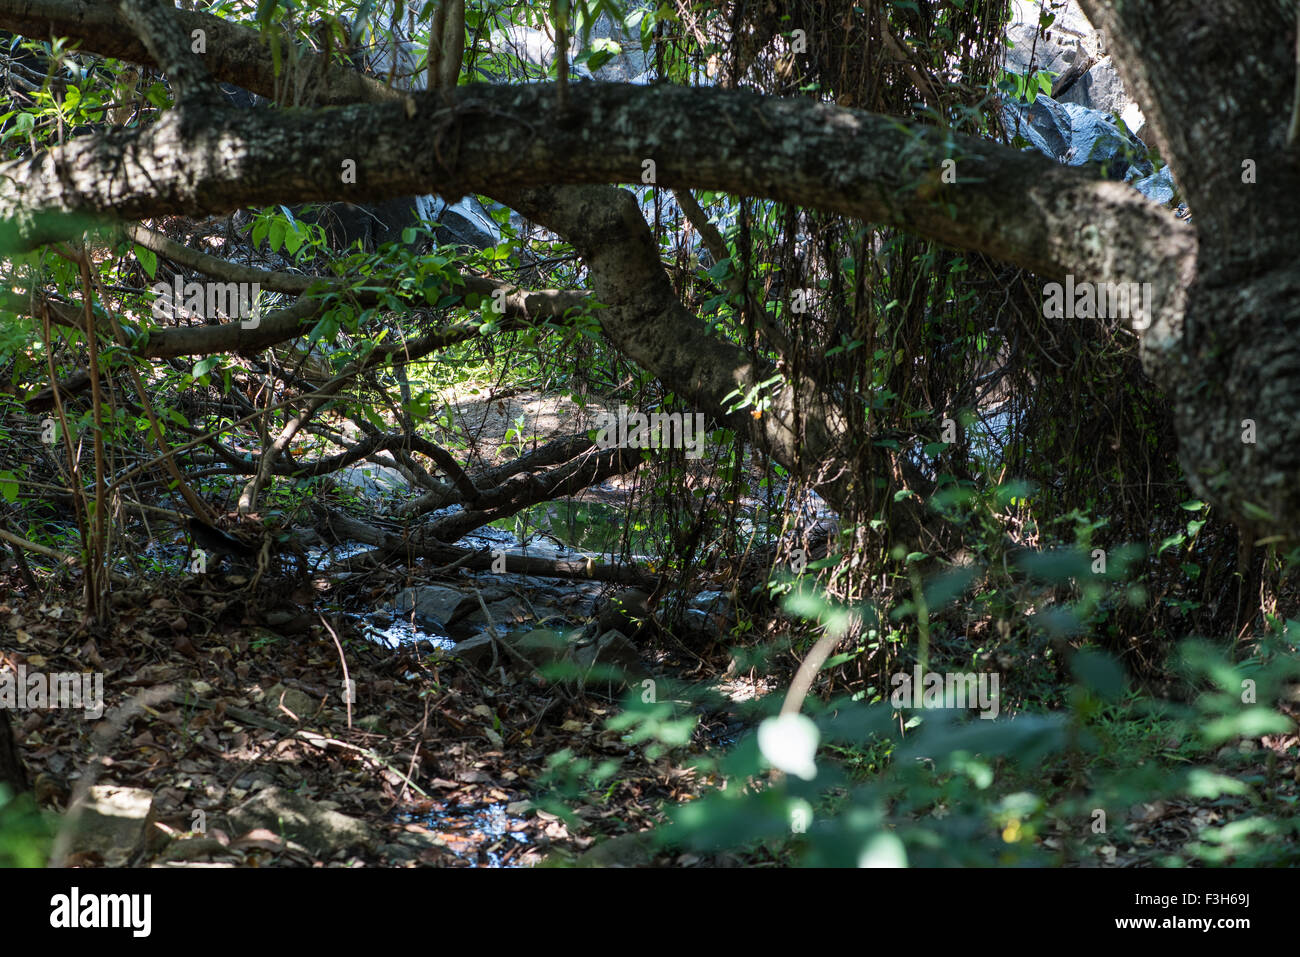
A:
923;566;979;610
1240;501;1275;523
992;480;1035;507
706;258;733;281
1157;533;1185;556
1201;708;1293;743
1071;648;1126;701
0;470;17;503
134;244;157;279
1015;547;1092;582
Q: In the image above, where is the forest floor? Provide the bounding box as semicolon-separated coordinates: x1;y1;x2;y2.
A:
0;573;757;867
2;379;1297;867
0;378;782;867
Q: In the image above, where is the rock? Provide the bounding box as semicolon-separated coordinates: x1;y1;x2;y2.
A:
1000;93;1166;202
393;829;457;863
597;588;652;635
451;632;495;667
158;836;229;863
476;585;513;603
587;12;651;83
454;626;572;673
263;609;313;635
491;22;557;71
689;590;733;619
334;464;408;498
1002;0;1146;148
395;829;450;851
490;11;648;87
294;197;426;251
227;787;373;858
576;830;657;868
1057;56;1133;118
232;771;276;793
674;590;737;642
1005;0;1097;78
453;618;644;686
355;714;387;734
379;842;419;863
1130;165;1177;206
513;627;572;667
573;629;645;685
64;785;158;866
429;196;502;250
462;597;531;630
1003;0;1140;115
386;585;471;630
530;606;567;628
260;683;319;720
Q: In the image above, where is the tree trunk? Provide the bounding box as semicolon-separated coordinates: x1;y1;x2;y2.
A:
0;710;28;796
1079;0;1300;534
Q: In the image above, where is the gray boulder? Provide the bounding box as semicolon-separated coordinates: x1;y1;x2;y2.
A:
62;785;158;866
387;584;472;630
228;787;373;858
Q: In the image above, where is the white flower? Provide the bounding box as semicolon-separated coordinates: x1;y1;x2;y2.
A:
857;833;907;868
757;713;820;780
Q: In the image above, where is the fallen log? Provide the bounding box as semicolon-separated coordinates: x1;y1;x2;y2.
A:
318;508;659;588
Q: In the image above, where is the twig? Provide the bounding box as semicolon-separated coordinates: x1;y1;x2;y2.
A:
780;627;847;717
0;527;77;565
319;614;353;730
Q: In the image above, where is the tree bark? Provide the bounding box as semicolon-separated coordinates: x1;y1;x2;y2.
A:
1078;0;1300;534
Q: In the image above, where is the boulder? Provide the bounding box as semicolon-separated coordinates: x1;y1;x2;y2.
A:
429;196;502;250
260;683;320;720
294;197;427;252
63;785;158;866
461;596;532;631
1003;0;1142;123
335;463;408;499
228;787;373;858
387;585;472;630
597;588;652;635
575;830;657;867
1130;165;1177;206
1001;94;1155;183
573;629;644;683
451;632;496;668
452;626;569;672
